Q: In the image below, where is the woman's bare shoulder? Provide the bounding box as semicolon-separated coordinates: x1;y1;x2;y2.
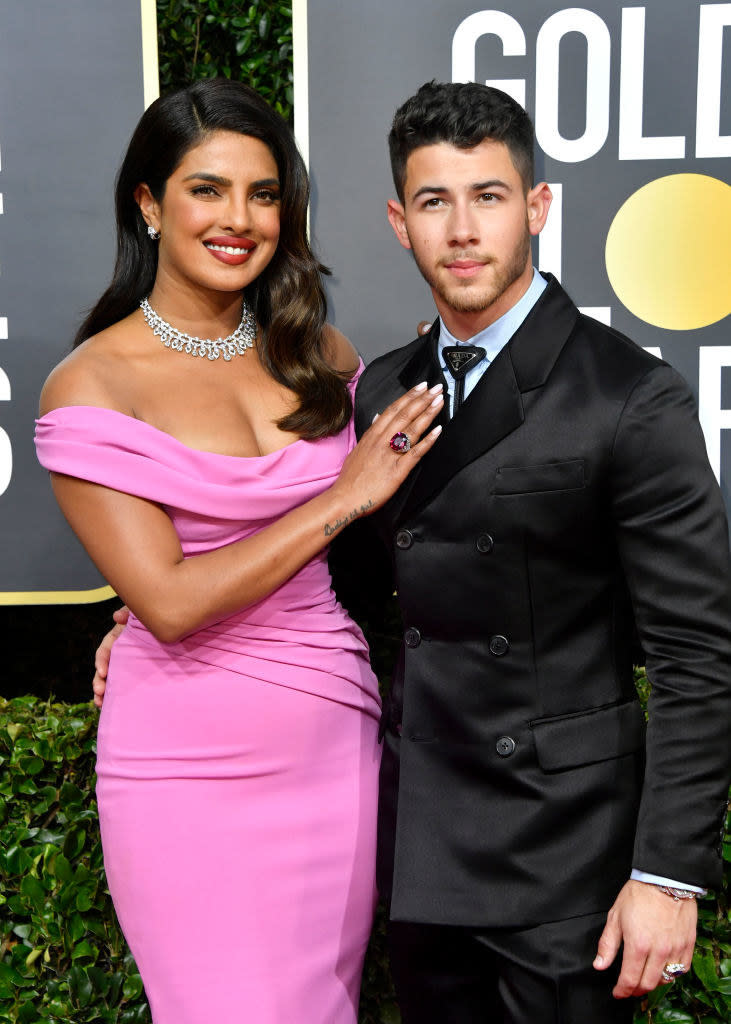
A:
322;323;360;376
39;318;138;417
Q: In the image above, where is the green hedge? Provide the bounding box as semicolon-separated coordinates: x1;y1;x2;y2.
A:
0;697;148;1023
1;691;729;1023
156;0;293;120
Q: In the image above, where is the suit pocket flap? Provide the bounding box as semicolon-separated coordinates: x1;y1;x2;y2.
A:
531;700;645;772
495;459;585;495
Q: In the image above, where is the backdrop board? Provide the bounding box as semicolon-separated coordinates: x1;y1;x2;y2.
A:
0;0;158;603
295;0;731;518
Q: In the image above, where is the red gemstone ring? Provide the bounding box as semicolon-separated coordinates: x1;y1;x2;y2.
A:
389;431;411;453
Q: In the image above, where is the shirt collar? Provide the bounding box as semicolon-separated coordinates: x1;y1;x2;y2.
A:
437;268;547;362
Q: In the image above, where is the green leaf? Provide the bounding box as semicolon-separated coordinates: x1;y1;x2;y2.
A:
87;964;111;997
108;971;124;1003
63;826;86;859
20;873;47;906
0;961;34;988
48;997;73;1016
14;776;39;796
59;782;84;806
52;852;74;882
70;939;97;961
75;888;93;912
69;912;87;943
69;964;94;1006
36;828;65;844
19;755;44;776
5;843;34;874
17;1002;39;1024
123;973;144;1000
693;948;721;991
25;947;43;967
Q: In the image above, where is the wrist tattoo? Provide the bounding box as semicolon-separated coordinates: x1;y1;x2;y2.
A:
323;499;375;537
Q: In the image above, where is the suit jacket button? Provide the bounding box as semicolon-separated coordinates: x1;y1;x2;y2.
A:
489;635;509;656
476;533;494;554
404;627;421;648
396;529;414;550
496;736;516;757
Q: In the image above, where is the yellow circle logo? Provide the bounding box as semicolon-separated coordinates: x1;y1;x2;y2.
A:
605;174;731;331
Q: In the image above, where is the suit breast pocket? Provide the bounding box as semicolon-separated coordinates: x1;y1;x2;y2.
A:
494;459;585;495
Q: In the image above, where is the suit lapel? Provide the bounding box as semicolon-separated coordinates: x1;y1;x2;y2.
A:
397;324;447;400
399;342;523;520
395;275;579;523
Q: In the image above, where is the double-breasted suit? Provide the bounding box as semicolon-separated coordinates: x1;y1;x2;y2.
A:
352;275;731;930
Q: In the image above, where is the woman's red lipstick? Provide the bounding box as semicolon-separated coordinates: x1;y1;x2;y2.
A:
203;235;256;265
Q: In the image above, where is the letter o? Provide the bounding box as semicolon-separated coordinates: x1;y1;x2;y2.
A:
535;9;610;163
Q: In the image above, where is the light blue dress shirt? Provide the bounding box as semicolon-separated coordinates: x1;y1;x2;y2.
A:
435;267;704;896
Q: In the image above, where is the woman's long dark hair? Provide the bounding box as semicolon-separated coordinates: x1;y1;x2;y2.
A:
75;79;351;439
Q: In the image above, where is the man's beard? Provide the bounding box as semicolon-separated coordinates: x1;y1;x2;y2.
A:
410;229;531;315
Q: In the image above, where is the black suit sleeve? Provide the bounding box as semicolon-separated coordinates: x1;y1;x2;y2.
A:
610;364;731;888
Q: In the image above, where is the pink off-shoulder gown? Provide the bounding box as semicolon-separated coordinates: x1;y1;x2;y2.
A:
34;368;381;1024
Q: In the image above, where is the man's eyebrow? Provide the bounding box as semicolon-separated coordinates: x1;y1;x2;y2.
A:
411;178;513;200
472;179;512;192
411;185;448;200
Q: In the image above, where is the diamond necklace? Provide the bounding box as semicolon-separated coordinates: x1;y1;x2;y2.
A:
140;296;257;361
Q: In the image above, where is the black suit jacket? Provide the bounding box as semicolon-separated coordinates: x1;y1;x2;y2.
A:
352;275;731;929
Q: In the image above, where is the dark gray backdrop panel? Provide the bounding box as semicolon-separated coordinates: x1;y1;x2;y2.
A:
0;0;148;595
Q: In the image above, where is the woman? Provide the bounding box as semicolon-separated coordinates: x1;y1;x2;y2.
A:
35;79;443;1024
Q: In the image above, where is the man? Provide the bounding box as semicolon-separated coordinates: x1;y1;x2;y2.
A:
351;81;731;1022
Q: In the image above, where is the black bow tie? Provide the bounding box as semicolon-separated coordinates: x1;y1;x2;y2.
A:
442;346;487;414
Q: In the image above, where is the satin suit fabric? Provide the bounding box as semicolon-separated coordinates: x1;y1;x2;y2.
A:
352;275;731;931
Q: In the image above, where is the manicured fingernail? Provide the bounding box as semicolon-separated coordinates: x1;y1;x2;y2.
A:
429;382;443;393
431;425;442;436
413;381;428;392
594;956;604;968
430;395;444;407
372;412;380;422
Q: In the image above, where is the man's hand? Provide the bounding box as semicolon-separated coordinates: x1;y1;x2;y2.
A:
593;879;697;997
92;605;130;708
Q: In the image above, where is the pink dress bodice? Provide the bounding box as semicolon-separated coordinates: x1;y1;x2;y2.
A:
34;366;380;720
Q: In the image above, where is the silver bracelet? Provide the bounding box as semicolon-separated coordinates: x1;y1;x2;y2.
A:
656;884;701;901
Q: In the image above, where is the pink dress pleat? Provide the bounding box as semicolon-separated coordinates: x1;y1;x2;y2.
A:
34;366;381;1024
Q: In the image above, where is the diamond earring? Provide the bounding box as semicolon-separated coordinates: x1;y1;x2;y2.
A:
147;224;161;240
